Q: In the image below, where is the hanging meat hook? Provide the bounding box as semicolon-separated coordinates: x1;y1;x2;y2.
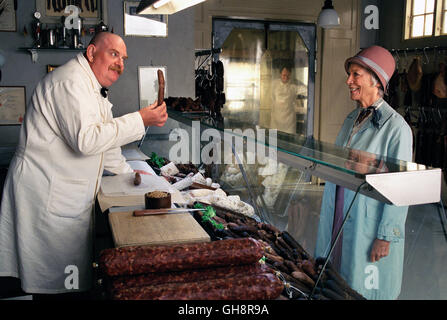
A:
422;47;430;65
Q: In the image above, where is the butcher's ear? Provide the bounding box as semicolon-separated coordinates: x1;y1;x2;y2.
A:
86;45;96;63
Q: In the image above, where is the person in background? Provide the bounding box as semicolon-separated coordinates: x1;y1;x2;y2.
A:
314;45;413;300
0;32;167;297
270;66;306;134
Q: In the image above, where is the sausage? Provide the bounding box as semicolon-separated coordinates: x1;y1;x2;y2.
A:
264;252;284;264
228;223;258;235
108;263;272;293
111;273;283;300
300;260;317;279
281;231;311;261
99;238;263;277
323;279;350;300
291;271;315;288
133;172;141;186
283;259;300;273
157;69;165;106
261;222;281;235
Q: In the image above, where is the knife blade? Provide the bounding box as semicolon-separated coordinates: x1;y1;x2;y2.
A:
133;208;204;217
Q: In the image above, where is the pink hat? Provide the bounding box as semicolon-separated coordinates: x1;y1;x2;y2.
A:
345;45;396;93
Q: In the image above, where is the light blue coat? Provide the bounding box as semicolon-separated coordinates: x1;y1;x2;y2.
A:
314;100;413;300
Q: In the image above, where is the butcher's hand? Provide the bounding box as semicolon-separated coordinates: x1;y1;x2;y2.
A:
139;101;168;127
370;238;390;262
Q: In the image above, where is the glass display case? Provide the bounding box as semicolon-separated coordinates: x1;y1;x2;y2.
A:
140;109;447;300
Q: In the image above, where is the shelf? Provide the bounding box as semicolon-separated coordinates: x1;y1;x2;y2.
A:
18;47;85;63
167;109;442;206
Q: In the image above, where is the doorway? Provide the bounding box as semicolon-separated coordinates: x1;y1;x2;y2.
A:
212;18;316;137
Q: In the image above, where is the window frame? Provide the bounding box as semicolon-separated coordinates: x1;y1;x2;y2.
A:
440;0;447;35
404;0;444;39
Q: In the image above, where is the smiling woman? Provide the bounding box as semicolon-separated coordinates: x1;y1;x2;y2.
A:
315;45;413;300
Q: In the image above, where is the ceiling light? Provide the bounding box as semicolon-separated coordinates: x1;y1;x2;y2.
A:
153;0;171;8
317;0;340;29
137;0;207;15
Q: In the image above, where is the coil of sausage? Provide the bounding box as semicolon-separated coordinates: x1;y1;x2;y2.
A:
99;238;263;277
107;263;272;293
111;273;283;300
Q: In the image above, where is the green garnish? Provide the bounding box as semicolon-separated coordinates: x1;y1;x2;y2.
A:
194;203;224;230
150;152;166;168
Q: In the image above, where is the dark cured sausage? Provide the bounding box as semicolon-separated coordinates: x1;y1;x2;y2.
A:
99;238;263;277
108;263;272;293
157;69;165;106
111;273;283;300
133;172;141;186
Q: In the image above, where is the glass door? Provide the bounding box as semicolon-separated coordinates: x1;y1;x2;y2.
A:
212;18;316;137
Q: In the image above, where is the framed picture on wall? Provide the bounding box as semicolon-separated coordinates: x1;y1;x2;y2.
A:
124;1;167;37
0;0;17;32
138;66;167;109
0;86;26;125
35;0;108;25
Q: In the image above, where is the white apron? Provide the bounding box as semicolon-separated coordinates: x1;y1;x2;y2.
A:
0;53;145;293
270;80;298;134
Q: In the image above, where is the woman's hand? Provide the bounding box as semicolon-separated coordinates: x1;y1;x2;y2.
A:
370;238;390;262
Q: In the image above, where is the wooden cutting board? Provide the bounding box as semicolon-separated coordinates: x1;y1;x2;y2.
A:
108;211;210;248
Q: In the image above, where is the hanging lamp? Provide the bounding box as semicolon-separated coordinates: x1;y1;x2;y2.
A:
317;0;340;29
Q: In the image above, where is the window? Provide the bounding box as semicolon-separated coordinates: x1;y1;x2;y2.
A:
442;0;447;34
405;0;447;38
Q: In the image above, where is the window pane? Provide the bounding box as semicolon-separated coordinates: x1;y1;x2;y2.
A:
424;14;434;35
443;12;447;34
413;0;426;15
412;16;425;37
426;0;435;12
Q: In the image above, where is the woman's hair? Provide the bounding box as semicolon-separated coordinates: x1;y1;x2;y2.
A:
369;71;384;97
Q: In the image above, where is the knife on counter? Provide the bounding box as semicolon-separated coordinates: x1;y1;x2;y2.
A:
133;208;204;217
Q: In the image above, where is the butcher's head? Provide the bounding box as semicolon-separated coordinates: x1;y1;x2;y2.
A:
85;32;128;88
280;67;291;84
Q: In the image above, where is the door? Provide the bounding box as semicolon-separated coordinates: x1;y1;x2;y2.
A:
212;18;316;137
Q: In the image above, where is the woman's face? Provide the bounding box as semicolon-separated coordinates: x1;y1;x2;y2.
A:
346;63;380;107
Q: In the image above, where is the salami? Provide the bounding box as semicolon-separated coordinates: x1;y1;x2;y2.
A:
111;273;283;300
99;238;263;277
157;69;165;106
133;172;141;186
108;263;272;293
